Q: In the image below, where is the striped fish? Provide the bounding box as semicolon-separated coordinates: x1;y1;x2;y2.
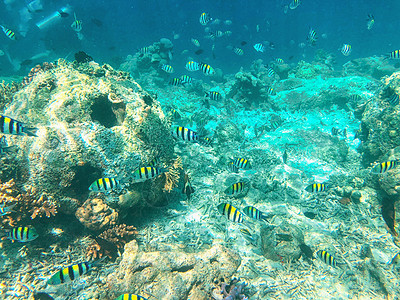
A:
239;227;256;244
371;160;399;174
185;61;200;71
148;156;161;167
169;78;183;86
224;30;232;36
234;47;244;56
6;226;38;242
267;87;276;96
71;13;82;32
275;58;284;64
305;183;328;193
199;136;212;147
199;12;211;26
231;158;251;170
180;75;193;84
227;161;239;173
317;250;337;268
217;203;244;223
114;294;148;300
224;182;246;196
0;115;37;136
132;166;166;183
289;0;301;9
89;177;121;192
205;91;222;101
388;50;400;59
138;47;150;55
199;62;215;75
266;66;275;77
253;43;265;52
388;93;399;106
307;28;317;45
243;206;269;221
341;44;352;56
161;64;174;73
171;126;199;142
0;26;16;40
191;38;200;47
47;262;91;285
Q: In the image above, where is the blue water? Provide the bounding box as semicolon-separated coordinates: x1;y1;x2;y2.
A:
0;0;400;75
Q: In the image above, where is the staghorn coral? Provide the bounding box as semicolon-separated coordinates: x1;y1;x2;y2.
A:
164;156;182;192
76;197;118;231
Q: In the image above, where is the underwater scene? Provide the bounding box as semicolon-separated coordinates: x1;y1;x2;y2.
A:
1;0;400;299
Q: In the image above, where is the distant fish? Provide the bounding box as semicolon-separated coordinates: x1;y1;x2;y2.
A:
289;0;301;10
89;177;121;192
0;144;17;156
233;47;244;56
47;262;91;285
199;136;212;146
265;66;275;77
33;292;55;300
182;172;195;200
243;206;269;221
305;183;328;193
0;115;37;136
180;75;193;84
282;150;288;164
199;12;212;26
331;127;347;137
227;161;239;173
138;47;150;55
194;49;204;55
367;14;375;30
171;126;199;142
185;61;200;71
387;50;400;59
275;58;284;64
205;91;222;101
169;78;184;86
354;128;362;140
5;226;38;242
148;156;161;167
267;86;276;96
307;28;317;45
253;43;265;52
91;18;103;27
240;41;247;46
371;160;399;174
341;44;352;56
0;203;16;216
224;30;232;36
191;38;200;47
71;13;82;32
387;93;399;106
239;227;256;243
391;252;400;265
132;166;166;183
224;20;232;25
231;157;251;170
317;250;337;267
199;62;215;75
169;108;181;120
217;203;244;223
161;64;174;73
0;25;16;40
114;294;148;300
224;182;247;196
299;243;314;260
20;59;33;66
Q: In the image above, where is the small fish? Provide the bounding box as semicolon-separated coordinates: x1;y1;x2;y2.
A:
231;158;251;170
0;145;17;155
289;0;301;10
205;91;222;101
307;28;317;45
47;262;91;285
0;115;37;136
161;64;174;73
371;160;399;174
224;182;247;196
114;294;148;300
199;136;212;146
256;24;260;32
89;177;121;192
49;228;64;236
253;43;265;52
354;128;362;140
132;166;166;183
239;227;256;243
305;183;328;193
265;66;275;77
388;93;399;106
227;161;239;173
168;108;181;120
169;78;184;86
191;38;200;47
243;206;269;221
317;250;337;267
233;47;244;56
185;61;200;71
387;50;400;59
224;20;232;26
33;292;55;300
224;30;232;36
180;75;193;84
138;47;150;55
341;44;352;56
182;172;195;200
148;156;161;167
71;13;82;32
0;203;16;216
391;253;400;265
367;14;375;30
171;126;199;141
195;49;204;55
5;226;39;242
267;86;276;96
350;94;362;102
282;150;288;164
199;62;215;75
299;243;314;260
0;26;16;40
240;41;247;46
275;58;284;64
199;12;212;26
331;127;347;137
217;203;244;223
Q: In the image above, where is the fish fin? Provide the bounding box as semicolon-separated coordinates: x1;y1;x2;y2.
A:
23;127;38;137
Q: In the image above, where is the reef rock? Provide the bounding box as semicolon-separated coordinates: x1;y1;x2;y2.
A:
75;197;118;231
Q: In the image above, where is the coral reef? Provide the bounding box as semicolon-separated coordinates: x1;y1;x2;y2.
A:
75;197;118;231
212;278;248;300
0;81;19;112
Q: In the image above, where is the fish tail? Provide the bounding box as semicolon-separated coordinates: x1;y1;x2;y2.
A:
23;127;38;137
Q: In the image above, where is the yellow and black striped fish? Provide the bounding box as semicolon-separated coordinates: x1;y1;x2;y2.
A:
231;158;251;170
114;294;148;300
224;182;246;196
171;126;199;142
199;136;212;147
227;161;239;173
217;203;244;223
169;78;183;86
0;115;37;136
89;177;121;192
185;61;200;71
205;91;222;101
305;183;328;193
243;206;269;221
388;50;400;59
148;156;161;167
161;64;174;73
6;226;38;242
199;12;211;26
317;250;337;267
47;262;91;285
199;62;215;75
132;166;166;183
0;26;16;40
233;47;244;56
371;160;399;174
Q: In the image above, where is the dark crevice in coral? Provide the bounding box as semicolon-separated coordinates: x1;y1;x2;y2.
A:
171;265;195;273
209;257;218;263
142;94;153;106
134;264;151;272
67;165;102;200
91;95;123;128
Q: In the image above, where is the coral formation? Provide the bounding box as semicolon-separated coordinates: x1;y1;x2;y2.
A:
75;197;118;231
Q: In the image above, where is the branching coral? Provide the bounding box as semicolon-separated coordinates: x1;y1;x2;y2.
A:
164;156;182;192
22;62;55;86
